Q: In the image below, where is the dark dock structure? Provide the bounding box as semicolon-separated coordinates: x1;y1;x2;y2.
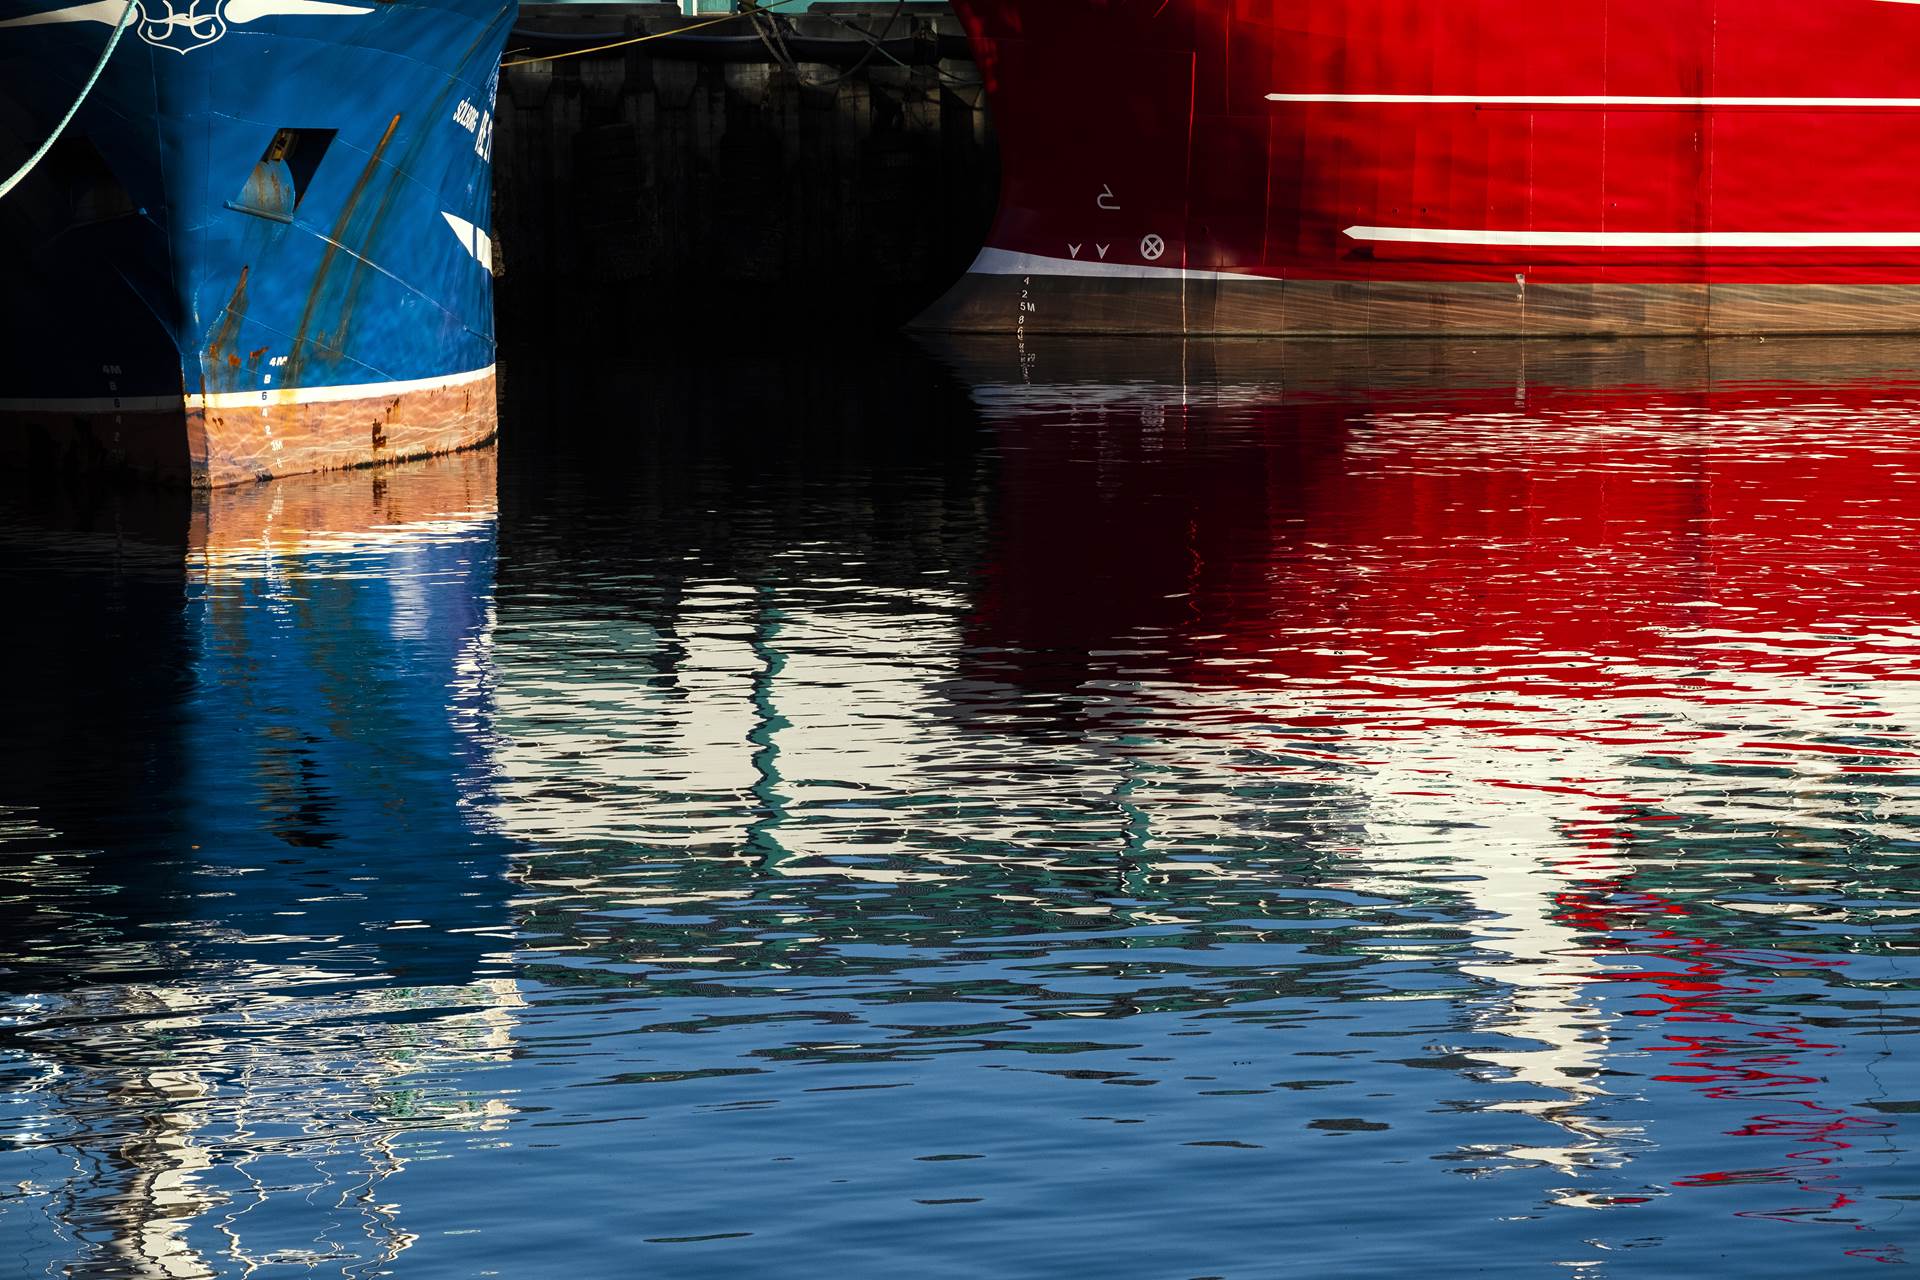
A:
493;3;997;337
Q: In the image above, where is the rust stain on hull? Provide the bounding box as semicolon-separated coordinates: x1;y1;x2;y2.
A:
206;266;251;387
284;113;404;387
0;372;496;488
189;370;497;487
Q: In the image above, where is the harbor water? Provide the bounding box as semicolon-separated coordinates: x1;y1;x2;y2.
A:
1;337;1916;1276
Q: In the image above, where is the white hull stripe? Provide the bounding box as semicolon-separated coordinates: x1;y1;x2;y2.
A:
1348;226;1920;248
1270;93;1920;108
0;364;495;414
966;247;1273;283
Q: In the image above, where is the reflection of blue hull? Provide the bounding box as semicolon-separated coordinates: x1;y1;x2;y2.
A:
184;465;508;983
0;0;512;484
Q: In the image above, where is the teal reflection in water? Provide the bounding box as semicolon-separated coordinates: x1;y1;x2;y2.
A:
2;339;1918;1278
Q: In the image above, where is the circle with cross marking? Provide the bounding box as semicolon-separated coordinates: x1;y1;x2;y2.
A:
1140;233;1166;261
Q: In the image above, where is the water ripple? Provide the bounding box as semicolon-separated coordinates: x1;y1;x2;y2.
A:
0;339;1916;1276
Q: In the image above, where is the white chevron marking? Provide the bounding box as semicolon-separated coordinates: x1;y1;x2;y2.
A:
442;211;494;271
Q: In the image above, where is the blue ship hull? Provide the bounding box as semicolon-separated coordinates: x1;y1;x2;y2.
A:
0;0;512;485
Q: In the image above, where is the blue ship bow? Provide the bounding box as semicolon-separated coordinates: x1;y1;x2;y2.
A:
0;0;514;484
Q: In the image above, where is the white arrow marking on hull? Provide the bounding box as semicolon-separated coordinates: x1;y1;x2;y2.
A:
0;0;127;26
0;0;372;48
224;0;371;18
442;211;494;270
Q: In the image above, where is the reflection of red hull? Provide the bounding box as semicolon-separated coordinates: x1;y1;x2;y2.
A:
940;336;1920;1232
945;336;1920;703
921;0;1920;334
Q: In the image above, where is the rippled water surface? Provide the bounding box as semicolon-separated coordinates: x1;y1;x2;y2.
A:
3;338;1918;1277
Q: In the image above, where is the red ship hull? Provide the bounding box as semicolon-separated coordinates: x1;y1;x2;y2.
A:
920;0;1920;335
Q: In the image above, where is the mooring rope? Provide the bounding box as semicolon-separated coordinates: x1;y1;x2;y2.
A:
794;0;910;91
0;0;139;201
500;0;810;70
